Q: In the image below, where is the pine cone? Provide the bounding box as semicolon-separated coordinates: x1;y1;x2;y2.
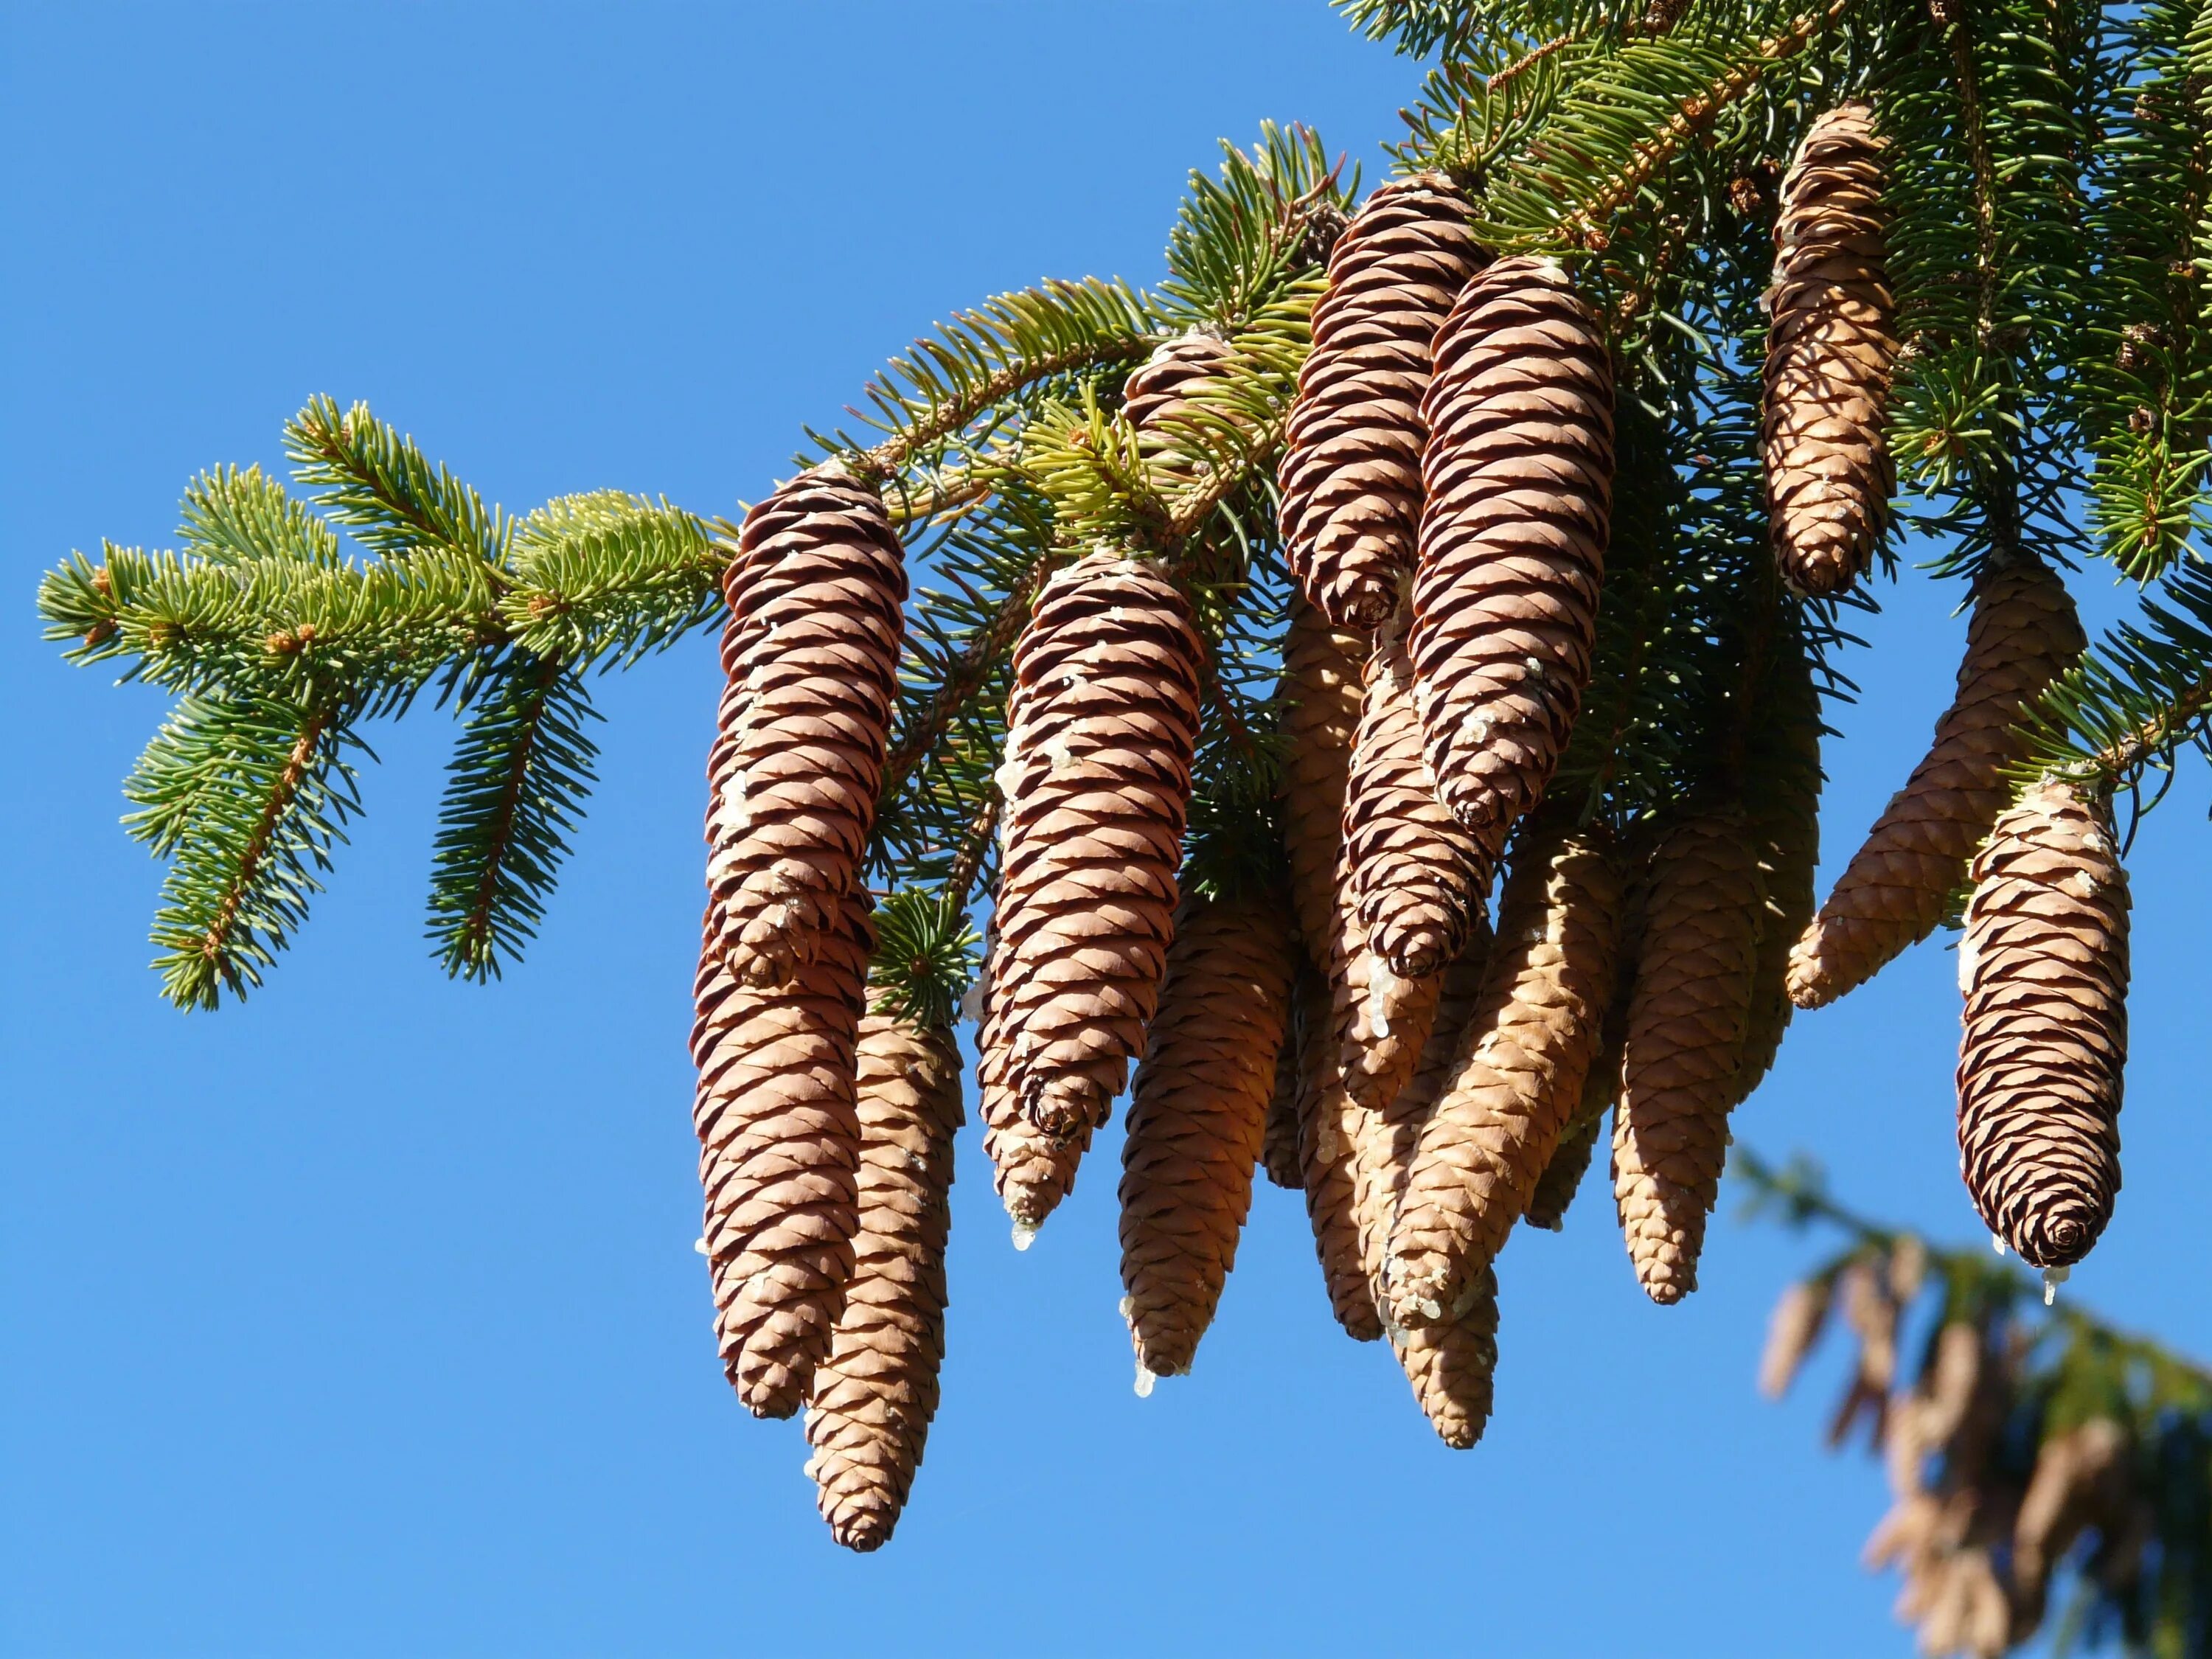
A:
1736;642;1824;1098
979;1068;1091;1242
708;468;905;987
1261;962;1324;1190
1346;604;1498;978
1123;330;1234;467
1392;1265;1502;1450
1280;172;1488;628
1119;891;1298;1378
803;1005;961;1552
1611;807;1763;1304
1520;1029;1618;1234
1279;594;1368;967
1758;1278;1834;1400
1790;560;2084;1009
692;889;874;1417
985;552;1203;1140
1957;779;2129;1270
1383;818;1621;1327
1295;1003;1384;1343
1762;102;1898;598
1413;255;1614;854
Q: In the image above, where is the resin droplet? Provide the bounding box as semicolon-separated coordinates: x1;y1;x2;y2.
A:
692;1237;709;1256
2042;1265;2070;1306
1011;1221;1038;1252
1133;1363;1156;1399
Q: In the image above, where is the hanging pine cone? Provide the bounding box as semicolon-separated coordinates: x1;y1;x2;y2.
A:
1280;173;1488;629
984;551;1203;1141
1123;330;1234;470
979;1068;1092;1243
1957;779;2129;1270
1346;602;1498;978
1384;818;1622;1328
1520;1022;1621;1234
1736;641;1825;1101
1611;806;1764;1304
707;467;906;987
1261;961;1324;1191
1790;559;2084;1009
803;1004;961;1553
692;889;874;1418
1762;101;1898;599
1391;1265;1501;1450
1119;891;1297;1379
1279;594;1368;967
1297;1074;1384;1343
1412;255;1614;854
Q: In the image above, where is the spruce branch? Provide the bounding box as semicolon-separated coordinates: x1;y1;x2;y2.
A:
285;396;509;567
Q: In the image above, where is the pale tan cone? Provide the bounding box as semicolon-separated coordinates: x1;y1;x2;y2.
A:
1519;1020;1621;1234
1611;806;1764;1305
1394;1264;1501;1450
708;468;906;988
1385;818;1622;1327
692;889;874;1418
1279;594;1369;969
1956;779;2129;1269
984;551;1203;1142
1790;559;2085;1009
1262;961;1324;1191
1346;602;1498;978
1411;255;1614;855
1119;891;1298;1378
1295;954;1384;1343
1762;101;1899;599
803;1004;962;1553
1280;172;1489;628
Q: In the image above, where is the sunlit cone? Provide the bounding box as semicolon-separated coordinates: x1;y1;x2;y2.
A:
1790;560;2084;1009
1611;806;1762;1305
692;889;874;1418
1122;330;1234;475
1392;1264;1501;1450
1346;604;1498;978
1520;1025;1619;1234
1385;818;1621;1327
1279;594;1369;967
1262;963;1325;1191
1281;172;1488;628
1956;779;2129;1270
1762;101;1898;599
804;1005;962;1552
1735;640;1823;1102
1298;1078;1383;1343
1119;891;1298;1377
708;467;905;988
1413;255;1614;855
985;552;1203;1141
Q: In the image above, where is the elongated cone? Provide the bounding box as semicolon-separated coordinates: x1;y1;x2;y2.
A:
1119;891;1298;1378
1757;1278;1834;1400
1281;172;1488;628
1520;1022;1620;1234
1790;560;2084;1009
708;467;905;987
986;551;1203;1141
804;1005;961;1552
1763;102;1898;598
1385;819;1621;1328
1296;1062;1382;1343
1346;603;1498;978
692;889;874;1417
1394;1265;1501;1449
1413;256;1614;854
1956;779;2129;1270
1612;806;1764;1304
1279;594;1368;967
1736;641;1824;1099
1262;964;1324;1191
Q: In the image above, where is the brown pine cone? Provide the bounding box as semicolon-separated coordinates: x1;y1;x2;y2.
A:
1413;256;1614;854
1279;594;1369;967
1520;1027;1619;1234
691;889;874;1418
1957;779;2129;1270
708;467;905;988
1280;173;1488;628
1119;891;1298;1378
1346;604;1499;978
985;552;1203;1140
1122;330;1234;470
1790;559;2084;1009
1736;643;1824;1099
803;1004;962;1552
1328;906;1444;1110
1261;961;1324;1191
1295;1001;1384;1343
1762;102;1898;598
1391;1264;1500;1449
1611;806;1763;1305
1384;819;1622;1327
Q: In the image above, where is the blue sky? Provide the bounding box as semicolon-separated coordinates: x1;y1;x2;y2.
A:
4;5;2208;1656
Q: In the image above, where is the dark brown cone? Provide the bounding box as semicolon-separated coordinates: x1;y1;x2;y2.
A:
1762;102;1898;598
1346;605;1499;978
804;1006;962;1552
1790;560;2085;1009
1736;645;1825;1100
1384;820;1621;1327
1119;891;1298;1377
1262;963;1325;1191
1412;256;1614;854
1281;173;1489;628
691;889;874;1418
1392;1265;1500;1450
985;551;1203;1141
1612;807;1764;1304
1279;594;1369;967
708;468;906;988
1956;779;2129;1270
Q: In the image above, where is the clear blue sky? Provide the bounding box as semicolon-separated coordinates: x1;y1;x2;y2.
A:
4;6;2206;1656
